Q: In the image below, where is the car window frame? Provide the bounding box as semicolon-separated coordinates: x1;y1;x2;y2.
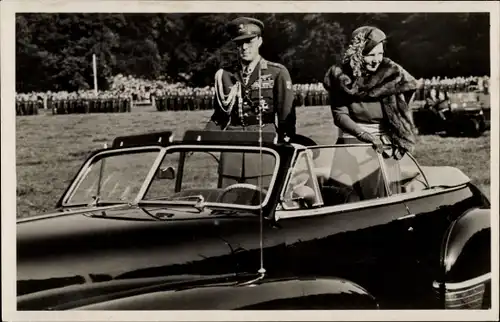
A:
60;146;166;207
380;152;431;197
279;147;324;210
275;143;444;221
139;144;282;211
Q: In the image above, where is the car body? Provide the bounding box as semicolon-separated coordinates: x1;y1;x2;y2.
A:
412;91;489;137
17;130;491;310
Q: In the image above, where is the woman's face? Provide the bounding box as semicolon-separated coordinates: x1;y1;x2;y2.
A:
430;88;437;98
363;42;384;73
438;91;446;100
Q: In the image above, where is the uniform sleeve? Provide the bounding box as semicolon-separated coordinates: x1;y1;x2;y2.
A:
209;70;230;127
323;65;365;137
274;67;296;139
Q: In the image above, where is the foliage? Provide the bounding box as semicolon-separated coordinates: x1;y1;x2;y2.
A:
15;13;490;92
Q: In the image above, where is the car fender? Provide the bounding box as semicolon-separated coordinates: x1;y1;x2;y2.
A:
440;207;490;282
74;277;379;310
434;207;491;309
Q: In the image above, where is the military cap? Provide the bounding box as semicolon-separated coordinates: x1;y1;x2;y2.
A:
229;17;264;41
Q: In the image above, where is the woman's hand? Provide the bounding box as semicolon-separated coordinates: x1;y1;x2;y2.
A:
356;132;384;153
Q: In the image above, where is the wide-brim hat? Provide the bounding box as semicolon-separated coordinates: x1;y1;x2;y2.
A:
229;17;264;41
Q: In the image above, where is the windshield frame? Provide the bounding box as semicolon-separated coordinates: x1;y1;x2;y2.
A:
60;146;166;207
138;144;281;211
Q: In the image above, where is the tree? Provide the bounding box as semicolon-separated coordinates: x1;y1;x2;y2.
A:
15;12;491;93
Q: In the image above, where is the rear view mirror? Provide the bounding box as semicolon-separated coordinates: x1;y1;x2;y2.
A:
157;166;176;180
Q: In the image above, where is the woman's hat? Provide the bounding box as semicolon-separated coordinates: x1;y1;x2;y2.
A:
229;17;264;41
351;26;387;55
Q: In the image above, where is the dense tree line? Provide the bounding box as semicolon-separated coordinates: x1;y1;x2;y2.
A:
16;13;490;93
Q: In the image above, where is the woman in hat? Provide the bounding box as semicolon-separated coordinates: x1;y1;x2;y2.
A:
323;25;418;158
323;26;418;198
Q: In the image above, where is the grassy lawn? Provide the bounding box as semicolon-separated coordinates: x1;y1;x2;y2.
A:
15;105;491;218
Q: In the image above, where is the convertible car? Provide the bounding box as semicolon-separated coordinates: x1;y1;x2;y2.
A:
17;130;491;310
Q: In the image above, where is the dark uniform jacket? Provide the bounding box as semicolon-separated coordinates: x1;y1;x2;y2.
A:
208;58;296;141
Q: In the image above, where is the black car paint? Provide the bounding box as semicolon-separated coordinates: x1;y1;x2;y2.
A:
17;137;491;310
18;274;378;310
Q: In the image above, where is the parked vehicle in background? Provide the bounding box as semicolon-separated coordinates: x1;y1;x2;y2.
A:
413;90;489;137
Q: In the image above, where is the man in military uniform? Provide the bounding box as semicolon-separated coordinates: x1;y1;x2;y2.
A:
204;17;296;188
205;16;296;143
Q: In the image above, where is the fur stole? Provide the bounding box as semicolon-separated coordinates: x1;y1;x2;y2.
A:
324;58;418;153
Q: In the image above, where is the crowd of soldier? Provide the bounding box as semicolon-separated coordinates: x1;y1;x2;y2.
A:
151;76;490;111
414;76;490;101
16;75;490;116
16;91;133;116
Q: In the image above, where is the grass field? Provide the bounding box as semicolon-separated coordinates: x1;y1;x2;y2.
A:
15;105;491;218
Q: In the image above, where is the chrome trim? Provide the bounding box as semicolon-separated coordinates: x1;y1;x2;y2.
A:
376;149;392;197
405;153;431;187
135;148;167;202
276;184;468;220
276;194;407;220
17;203;135;224
305;150;324;206
139;145;282;211
278;147;307;211
432;272;491;290
61;146;164;206
307;143;376;149
397;213;416;221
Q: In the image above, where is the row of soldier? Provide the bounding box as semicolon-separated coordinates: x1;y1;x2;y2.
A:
16;74;490;115
50;96;132;115
16;90;133;115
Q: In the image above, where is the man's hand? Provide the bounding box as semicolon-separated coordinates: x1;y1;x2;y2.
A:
356;132;384;154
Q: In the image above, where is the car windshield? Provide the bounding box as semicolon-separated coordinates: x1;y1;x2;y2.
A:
65;148;161;206
142;146;279;210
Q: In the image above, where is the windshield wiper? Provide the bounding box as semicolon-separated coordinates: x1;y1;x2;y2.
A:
169;194;206;212
139;195;207;213
87;195;101;207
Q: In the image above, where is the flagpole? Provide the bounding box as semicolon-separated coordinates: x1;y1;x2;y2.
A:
93;54;98;96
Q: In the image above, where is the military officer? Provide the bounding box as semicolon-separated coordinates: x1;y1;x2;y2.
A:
204;17;296;188
205;16;296;143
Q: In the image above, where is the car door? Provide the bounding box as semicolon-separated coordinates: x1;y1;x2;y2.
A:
382;153;481;294
270;145;417;307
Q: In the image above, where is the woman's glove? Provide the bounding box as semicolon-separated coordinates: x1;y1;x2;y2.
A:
356;131;384;154
391;146;406;160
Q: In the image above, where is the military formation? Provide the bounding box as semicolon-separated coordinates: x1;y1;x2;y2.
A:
15;90;133;115
154;87;216;111
15;93;41;116
414;76;490;101
16;75;490;116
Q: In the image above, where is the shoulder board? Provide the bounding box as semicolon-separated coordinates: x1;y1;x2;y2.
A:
266;61;286;69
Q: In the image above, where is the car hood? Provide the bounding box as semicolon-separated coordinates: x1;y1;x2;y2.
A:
17;206;262;295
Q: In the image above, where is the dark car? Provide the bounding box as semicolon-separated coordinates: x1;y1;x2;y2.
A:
412;91;489;137
17;130;491;310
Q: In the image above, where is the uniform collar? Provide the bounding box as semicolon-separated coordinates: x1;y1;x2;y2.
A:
241;55;262;74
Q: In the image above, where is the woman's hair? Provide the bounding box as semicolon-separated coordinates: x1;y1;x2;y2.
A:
342;31;368;77
342;26;387;77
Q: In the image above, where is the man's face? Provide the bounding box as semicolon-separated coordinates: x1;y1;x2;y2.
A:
363;42;384;73
236;36;262;62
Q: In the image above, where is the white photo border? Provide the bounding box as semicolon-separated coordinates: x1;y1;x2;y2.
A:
2;1;499;321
